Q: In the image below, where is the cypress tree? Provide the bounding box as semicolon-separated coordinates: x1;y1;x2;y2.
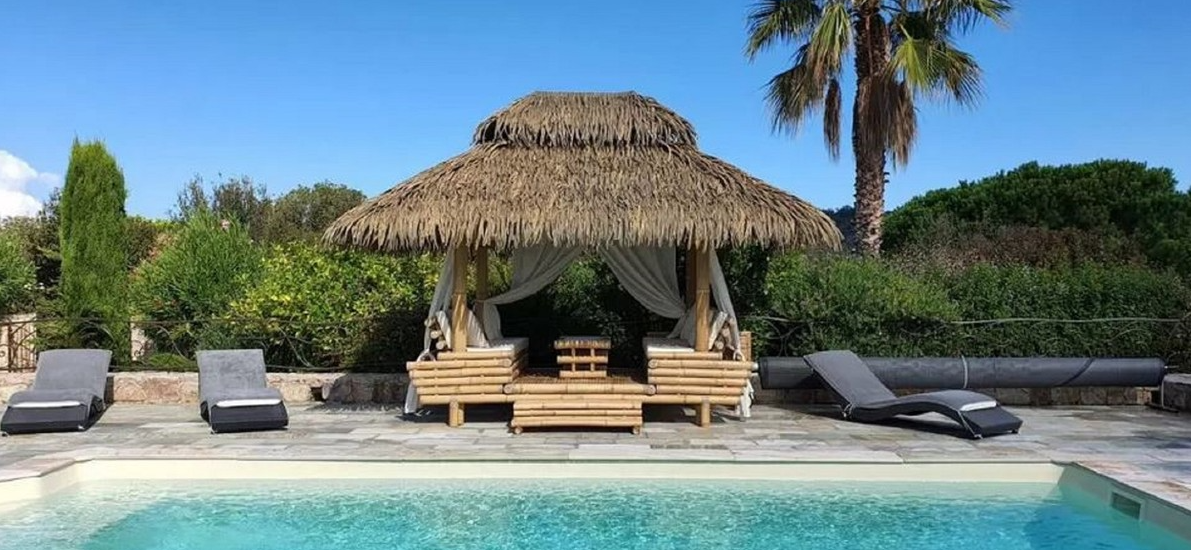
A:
58;139;129;358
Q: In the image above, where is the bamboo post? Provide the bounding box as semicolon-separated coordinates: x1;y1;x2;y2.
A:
698;397;711;427
451;246;469;352
448;399;460;427
694;246;711;352
474;247;488;325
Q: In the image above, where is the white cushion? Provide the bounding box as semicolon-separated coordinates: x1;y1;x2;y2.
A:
469;337;528;354
215;398;282;408
437;309;491;348
959;400;999;412
9;400;83;409
643;337;694;355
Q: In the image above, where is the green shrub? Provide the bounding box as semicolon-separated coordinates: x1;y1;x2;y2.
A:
0;235;36;315
762;254;958;356
933;264;1191;358
131;212;260;357
760;254;1190;361
226;243;439;370
57;140;129;357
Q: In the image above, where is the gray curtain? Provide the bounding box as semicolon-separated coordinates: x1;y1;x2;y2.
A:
598;246;686;319
479;245;584;339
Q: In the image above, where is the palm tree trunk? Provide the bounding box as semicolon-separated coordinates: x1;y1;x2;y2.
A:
851;2;890;256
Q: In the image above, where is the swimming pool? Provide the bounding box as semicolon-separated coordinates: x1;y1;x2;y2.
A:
0;473;1186;550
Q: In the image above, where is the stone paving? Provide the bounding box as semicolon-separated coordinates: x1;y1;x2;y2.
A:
2;403;1189;508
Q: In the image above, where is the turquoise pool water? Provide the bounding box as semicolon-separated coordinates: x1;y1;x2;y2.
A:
0;479;1184;550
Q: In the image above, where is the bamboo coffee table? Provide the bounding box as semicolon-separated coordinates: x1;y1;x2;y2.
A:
554;336;611;379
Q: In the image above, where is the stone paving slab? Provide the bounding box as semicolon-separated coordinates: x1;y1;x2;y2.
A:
1;403;1188;508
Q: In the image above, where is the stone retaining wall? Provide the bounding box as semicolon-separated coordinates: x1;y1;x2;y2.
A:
1159;374;1191;411
0;372;409;405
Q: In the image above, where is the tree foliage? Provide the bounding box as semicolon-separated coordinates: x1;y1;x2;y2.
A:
265;181;364;243
745;0;1011;254
0;234;36;315
884;160;1191;274
57;140;129;355
174;175;271;241
0;190;62;294
132;212;260;356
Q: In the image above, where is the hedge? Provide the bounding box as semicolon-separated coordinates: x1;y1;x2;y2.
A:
761;253;1191;363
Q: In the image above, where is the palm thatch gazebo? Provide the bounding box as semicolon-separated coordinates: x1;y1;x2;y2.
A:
326;91;840;432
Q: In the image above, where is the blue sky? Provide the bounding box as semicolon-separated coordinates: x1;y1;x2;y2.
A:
2;1;1189;218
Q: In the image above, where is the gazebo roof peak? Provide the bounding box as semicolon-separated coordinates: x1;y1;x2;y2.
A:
472;91;697;148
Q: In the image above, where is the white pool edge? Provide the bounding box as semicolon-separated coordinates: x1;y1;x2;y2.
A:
0;459;1064;504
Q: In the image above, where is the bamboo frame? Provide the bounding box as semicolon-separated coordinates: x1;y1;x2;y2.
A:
647;359;752;369
418;384;507;395
504;382;655;395
419;394;514;405
511;418;642;427
556;355;609;365
437;349;528;361
643;394;739;406
644;350;723;360
415;375;518;386
408;366;516;378
450;246;469;351
652;385;743;396
515;393;648;401
408;358;515;369
648;368;751;379
648;377;748;387
514;400;640;410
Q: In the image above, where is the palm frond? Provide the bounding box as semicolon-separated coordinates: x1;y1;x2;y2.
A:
890;33;983;105
745;0;823;59
806;0;853;78
764;46;829;134
920;0;1012;32
823;77;842;159
857;72;918;168
888;80;918;166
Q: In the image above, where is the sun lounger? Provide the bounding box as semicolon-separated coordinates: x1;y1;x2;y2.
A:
1;349;111;435
803;350;1022;439
197;349;288;433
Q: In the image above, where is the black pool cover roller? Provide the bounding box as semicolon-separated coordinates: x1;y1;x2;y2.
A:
758;356;1167;390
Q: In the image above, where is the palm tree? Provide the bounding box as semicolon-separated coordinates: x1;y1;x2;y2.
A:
746;0;1010;255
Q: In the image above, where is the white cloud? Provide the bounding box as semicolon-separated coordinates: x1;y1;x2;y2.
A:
0;150;59;218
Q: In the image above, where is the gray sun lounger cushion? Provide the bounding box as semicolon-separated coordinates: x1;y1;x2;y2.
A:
197;349;288;433
1;349;112;435
803;350;1022;439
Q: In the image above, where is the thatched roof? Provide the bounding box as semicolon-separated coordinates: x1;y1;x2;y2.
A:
325;91;842;251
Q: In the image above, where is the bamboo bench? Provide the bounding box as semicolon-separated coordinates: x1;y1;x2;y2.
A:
407;337;529;426
642;332;753;426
